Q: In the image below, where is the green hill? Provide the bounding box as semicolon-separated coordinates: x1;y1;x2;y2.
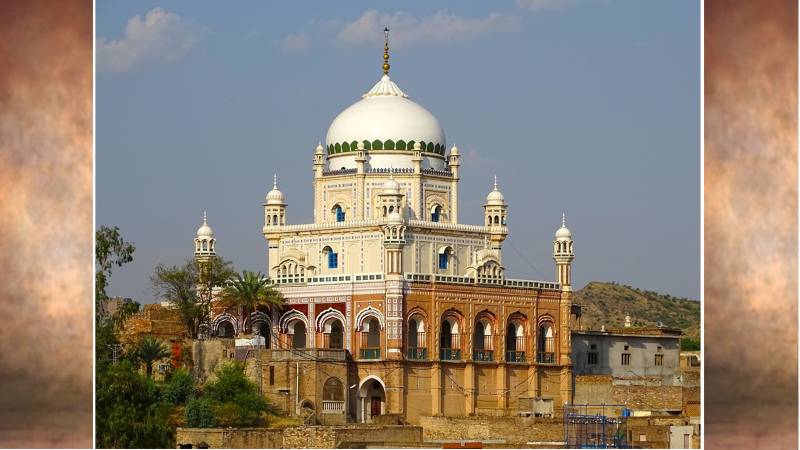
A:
573;281;700;341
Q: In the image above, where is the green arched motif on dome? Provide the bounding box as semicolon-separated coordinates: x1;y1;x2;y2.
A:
327;140;448;156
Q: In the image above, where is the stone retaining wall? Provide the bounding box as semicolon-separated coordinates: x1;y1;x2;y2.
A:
176;424;422;448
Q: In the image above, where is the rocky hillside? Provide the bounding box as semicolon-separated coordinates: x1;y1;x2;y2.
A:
573;281;700;340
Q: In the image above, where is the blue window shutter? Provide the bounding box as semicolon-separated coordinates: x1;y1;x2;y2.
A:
335;206;345;222
432;210;439;222
328;252;338;268
439;253;447;269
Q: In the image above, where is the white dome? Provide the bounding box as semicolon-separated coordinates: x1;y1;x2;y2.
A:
382;174;401;194
485;176;505;205
265;174;285;205
555;213;572;240
325;75;447;171
196;211;214;238
387;210;403;224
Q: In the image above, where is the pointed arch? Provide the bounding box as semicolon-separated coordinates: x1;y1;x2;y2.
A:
212;312;239;337
315;307;346;332
355;306;385;330
278;309;310;333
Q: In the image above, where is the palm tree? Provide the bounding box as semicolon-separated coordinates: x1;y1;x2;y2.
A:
220;270;284;336
135;336;171;378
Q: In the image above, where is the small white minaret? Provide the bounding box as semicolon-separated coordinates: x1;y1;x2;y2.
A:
484;175;508;250
377;172;404;218
195;211;216;284
195;211;216;260
264;174;287;227
313;142;325;177
553;213;574;289
624;313;632;328
448;144;461;223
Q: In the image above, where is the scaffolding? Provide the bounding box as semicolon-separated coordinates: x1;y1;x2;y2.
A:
563;404;630;449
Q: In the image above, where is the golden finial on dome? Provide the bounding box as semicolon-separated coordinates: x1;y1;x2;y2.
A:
383;26;390;75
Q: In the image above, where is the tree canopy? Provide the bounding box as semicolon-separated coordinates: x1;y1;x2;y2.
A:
151;257;235;338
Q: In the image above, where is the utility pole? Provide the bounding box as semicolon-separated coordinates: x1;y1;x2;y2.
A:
108;344;122;365
252;324;262;395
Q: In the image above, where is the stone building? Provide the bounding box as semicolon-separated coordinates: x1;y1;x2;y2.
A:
200;31;580;425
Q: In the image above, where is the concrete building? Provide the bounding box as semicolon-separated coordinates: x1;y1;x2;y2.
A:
571;326;682;385
199;31;581;425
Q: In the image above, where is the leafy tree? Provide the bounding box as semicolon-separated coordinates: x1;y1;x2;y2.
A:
134;336;171;378
96;225;135;313
681;338;701;351
151;257;235;339
96;361;173;448
95;226;135;374
161;369;196;406
185;397;216;428
111;298;141;330
220;270;284;333
185;362;269;428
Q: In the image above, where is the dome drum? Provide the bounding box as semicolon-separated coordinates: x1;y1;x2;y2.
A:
327;139;446;157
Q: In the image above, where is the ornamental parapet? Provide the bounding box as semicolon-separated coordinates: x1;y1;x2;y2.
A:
406;220;502;235
404;273;560;291
265;218;503;235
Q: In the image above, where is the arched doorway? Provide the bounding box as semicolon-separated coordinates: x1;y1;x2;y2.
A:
357;376;386;423
322;377;345;415
322;318;344;349
218;320;235;338
259;322;271;348
290;321;307;349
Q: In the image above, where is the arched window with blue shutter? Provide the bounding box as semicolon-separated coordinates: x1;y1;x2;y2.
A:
323;246;338;269
438;253;448;269
431;205;441;222
334;205;345;222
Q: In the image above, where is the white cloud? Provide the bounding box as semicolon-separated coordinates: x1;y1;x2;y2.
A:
276;33;312;52
336;10;522;48
462;149;494;169
516;0;578;11
97;8;207;72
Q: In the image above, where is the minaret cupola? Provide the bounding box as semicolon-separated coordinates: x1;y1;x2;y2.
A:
194;211;216;259
553;213;575;288
484;176;508;249
377;171;404;218
264;174;287;227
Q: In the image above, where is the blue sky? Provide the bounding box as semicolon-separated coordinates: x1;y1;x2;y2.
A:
96;1;700;302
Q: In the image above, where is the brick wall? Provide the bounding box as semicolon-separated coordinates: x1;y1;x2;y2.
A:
177;425;422;448
418;416;563;445
611;385;683;411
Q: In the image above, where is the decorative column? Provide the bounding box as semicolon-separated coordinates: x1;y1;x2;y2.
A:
355;143;367;219
313;143;324;223
382;213;406;360
448;144;460;223
553;214;575;406
412;144;423;219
